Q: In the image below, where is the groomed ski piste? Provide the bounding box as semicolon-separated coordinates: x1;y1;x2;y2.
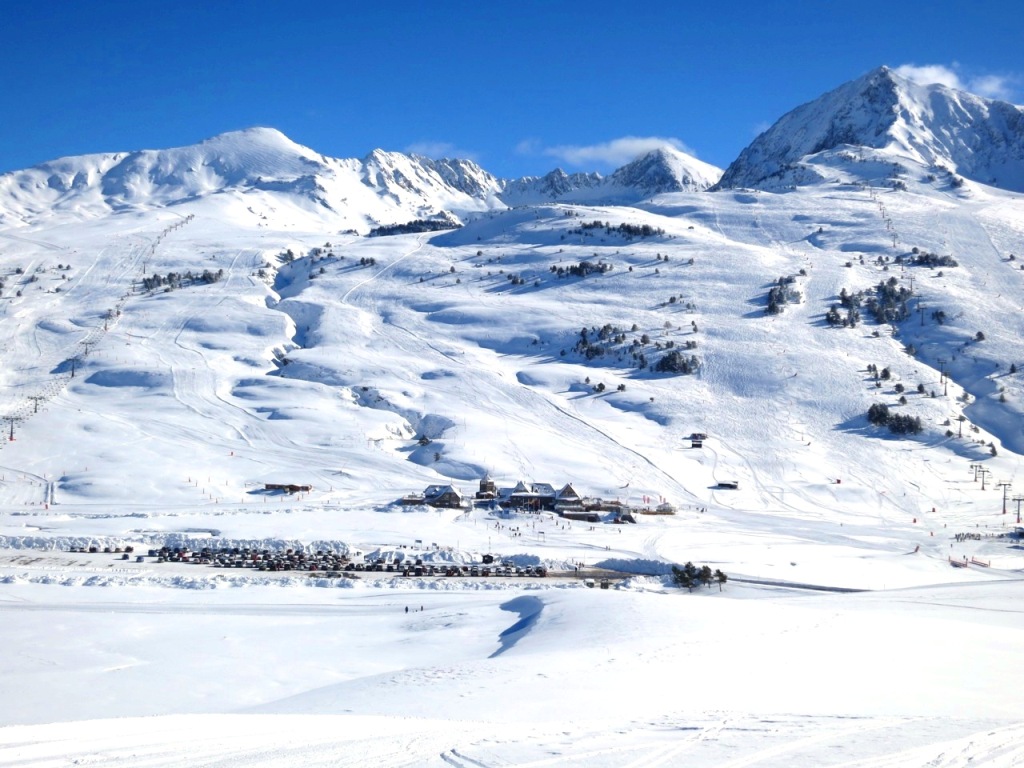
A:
1;112;1024;764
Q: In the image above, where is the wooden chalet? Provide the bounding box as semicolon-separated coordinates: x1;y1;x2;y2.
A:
501;480;557;511
400;483;464;508
556;483;582;506
423;484;464;508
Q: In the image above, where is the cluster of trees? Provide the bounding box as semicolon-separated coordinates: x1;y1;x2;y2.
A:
141;269;224;292
866;403;923;434
654;349;701;374
865;277;913;324
368;219;461;237
671;562;728;592
866;363;892;381
550;260;613;278
837;277;914;326
358;257;377;267
766;275;802;314
607;222;665;238
572;324;630;361
565;324;701;376
825;302;860;328
903;247;958;268
567;220;666;239
277;245;337;266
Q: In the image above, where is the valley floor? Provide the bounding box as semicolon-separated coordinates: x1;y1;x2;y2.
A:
1;540;1023;767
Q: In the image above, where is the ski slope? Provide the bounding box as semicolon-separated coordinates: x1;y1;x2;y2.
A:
1;126;1023;764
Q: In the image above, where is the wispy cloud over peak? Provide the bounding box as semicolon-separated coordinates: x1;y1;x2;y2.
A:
518;136;698;171
894;63;1017;101
404;141;479;162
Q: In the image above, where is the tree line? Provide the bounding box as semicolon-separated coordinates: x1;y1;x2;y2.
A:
368;219;461;237
141;269;224;292
671;562;728;591
568;220;666;239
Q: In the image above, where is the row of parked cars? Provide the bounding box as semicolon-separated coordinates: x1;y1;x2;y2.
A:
75;545;550;578
143;546;350;573
348;560;548;578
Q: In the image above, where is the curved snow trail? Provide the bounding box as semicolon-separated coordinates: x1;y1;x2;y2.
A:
341;233;428;303
0;230;66;251
0;715;499;768
149;259;288;455
4;713;1018;767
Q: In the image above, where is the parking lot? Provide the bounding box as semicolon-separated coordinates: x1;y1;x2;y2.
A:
0;547;631;587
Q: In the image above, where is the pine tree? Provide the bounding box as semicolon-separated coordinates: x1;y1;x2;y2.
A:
671;562;701;592
699;565;713;588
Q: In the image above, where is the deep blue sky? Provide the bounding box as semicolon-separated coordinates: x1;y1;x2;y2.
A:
2;0;1021;178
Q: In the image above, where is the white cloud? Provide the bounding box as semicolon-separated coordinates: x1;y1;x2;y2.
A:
969;74;1013;100
404;141;478;161
894;63;964;90
514;138;542;156
894;63;1016;101
524;136;697;170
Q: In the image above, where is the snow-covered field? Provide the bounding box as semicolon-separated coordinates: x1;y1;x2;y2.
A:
2;573;1023;766
1;107;1024;764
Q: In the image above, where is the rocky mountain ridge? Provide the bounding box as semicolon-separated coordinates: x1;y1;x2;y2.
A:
715;66;1024;191
0;128;721;230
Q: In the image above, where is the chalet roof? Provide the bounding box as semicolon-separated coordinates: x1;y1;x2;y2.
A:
557;483;581;499
424;484;461;499
530;482;556;497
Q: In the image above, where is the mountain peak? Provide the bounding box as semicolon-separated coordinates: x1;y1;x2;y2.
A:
715;66;1024;191
205;126;292;144
176;127;322;165
610;145;721;193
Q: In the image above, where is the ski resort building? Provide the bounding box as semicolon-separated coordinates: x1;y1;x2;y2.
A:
402;484;464;509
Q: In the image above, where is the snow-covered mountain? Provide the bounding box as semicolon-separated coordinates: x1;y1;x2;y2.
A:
0;128;507;230
500;146;721;204
716;66;1024;191
608;146;721;193
5;65;1024;229
498;167;605;204
0;131;723;230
